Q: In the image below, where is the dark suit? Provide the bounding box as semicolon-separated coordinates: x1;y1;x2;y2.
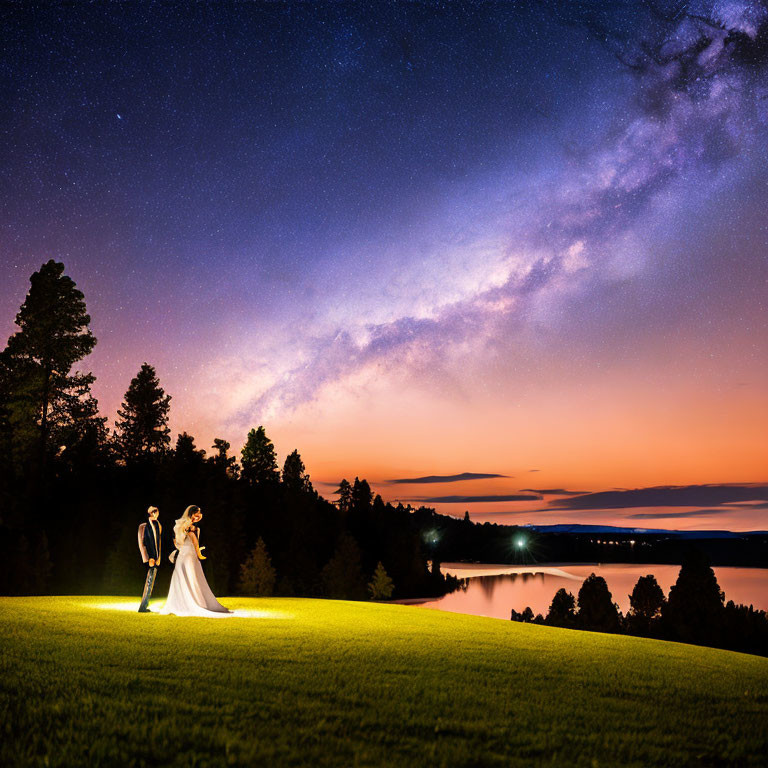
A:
138;519;162;612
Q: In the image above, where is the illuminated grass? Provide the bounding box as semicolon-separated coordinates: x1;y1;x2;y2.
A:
1;597;767;767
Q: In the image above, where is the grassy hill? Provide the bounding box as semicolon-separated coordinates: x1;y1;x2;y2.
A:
1;597;767;767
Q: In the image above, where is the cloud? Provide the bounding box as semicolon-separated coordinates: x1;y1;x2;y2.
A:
550;484;768;510
724;500;768;509
408;494;542;504
520;488;584;495
627;509;732;519
389;472;510;484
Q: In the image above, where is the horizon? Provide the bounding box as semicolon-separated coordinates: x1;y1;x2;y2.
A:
2;2;766;531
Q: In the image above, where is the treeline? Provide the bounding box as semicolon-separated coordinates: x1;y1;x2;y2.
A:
510;553;768;656
412;509;768;568
0;261;456;600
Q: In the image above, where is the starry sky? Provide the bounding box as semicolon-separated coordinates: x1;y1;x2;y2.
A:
1;1;766;530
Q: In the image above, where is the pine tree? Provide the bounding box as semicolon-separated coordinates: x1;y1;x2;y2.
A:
627;574;665;635
114;363;171;462
546;588;577;628
174;432;205;464
0;260;98;471
282;449;311;492
368;561;394;600
577;573;621;633
335;479;353;513
239;537;277;596
55;382;109;470
211;438;238;477
321;533;366;599
352;477;372;509
240;426;279;485
662;552;724;645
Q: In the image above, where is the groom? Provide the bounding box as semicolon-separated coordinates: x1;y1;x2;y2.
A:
137;506;162;613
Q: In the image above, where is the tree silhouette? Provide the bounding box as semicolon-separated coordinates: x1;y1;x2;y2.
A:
627;574;665;635
282;449;312;492
352;477;373;510
546;588;577;628
510;606;543;623
114;363;171;462
335;479;353;513
577;573;621;633
0;261;464;606
239;537;277;596
54;384;108;471
722;601;768;657
174;432;205;465
240;426;279;485
662;552;725;646
321;533;366;600
0;260;97;473
368;561;394;600
211;438;238;477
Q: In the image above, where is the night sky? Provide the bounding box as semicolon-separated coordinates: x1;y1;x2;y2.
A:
2;1;766;529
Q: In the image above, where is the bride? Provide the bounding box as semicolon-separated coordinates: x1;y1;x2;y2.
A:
160;505;233;617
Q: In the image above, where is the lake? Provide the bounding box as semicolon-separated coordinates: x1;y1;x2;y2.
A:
407;563;768;620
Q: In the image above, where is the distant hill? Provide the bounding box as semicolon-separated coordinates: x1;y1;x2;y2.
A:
523;523;768;539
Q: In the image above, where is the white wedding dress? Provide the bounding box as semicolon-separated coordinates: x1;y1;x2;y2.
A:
160;535;233;618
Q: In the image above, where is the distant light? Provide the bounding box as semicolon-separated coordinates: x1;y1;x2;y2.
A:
516;537;526;549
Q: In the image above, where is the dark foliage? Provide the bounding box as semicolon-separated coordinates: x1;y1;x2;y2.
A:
322;533;367;600
0;262;456;603
114;363;171;462
368;561;394;600
0;260;99;479
511;560;768;656
413;504;768;569
626;574;665;636
0;423;457;600
282;449;312;493
661;550;725;647
509;605;537;623
577;574;622;633
721;600;768;657
239;537;277;596
546;588;577;628
240;426;280;486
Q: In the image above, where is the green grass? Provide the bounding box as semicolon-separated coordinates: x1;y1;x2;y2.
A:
1;597;767;767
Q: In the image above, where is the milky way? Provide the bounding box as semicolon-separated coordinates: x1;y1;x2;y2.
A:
1;1;766;528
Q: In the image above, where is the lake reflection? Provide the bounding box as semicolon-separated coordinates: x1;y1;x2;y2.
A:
410;563;768;620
